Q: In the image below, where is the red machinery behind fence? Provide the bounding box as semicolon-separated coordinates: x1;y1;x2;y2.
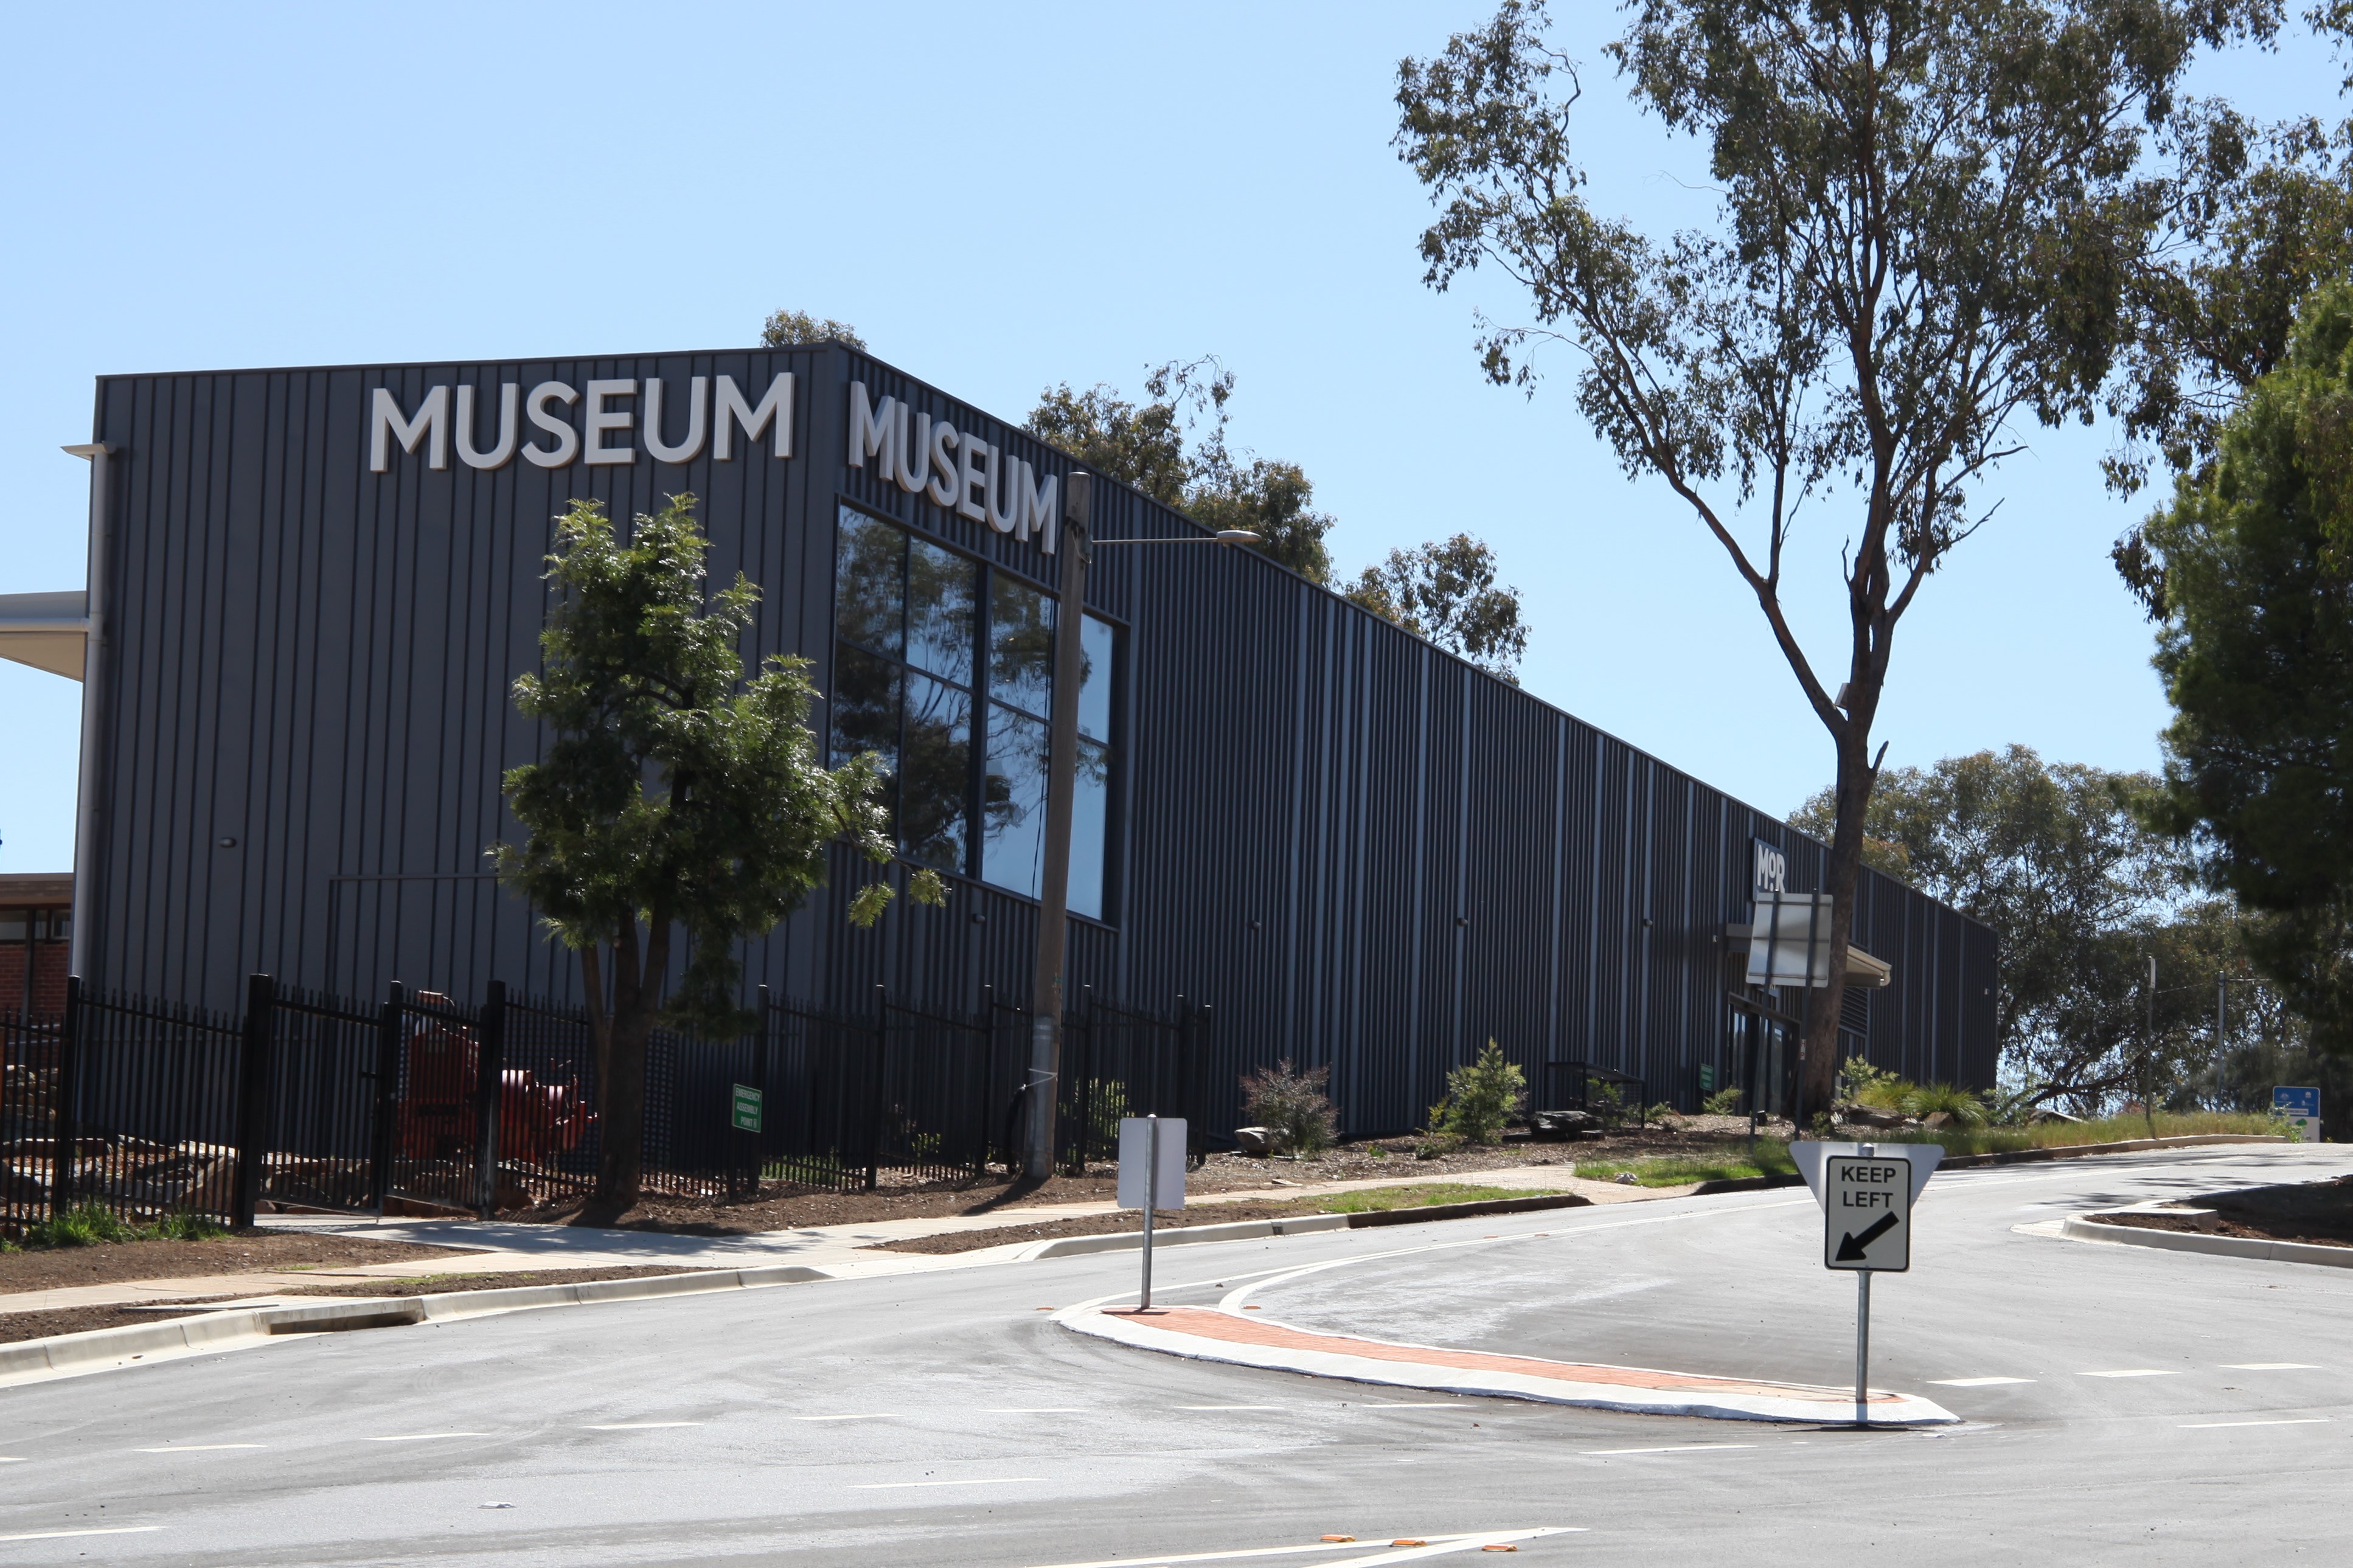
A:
396;996;594;1168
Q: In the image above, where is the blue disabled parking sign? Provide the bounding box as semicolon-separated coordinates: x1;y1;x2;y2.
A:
2274;1086;2321;1139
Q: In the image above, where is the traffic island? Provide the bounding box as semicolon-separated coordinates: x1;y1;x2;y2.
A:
1057;1304;1956;1424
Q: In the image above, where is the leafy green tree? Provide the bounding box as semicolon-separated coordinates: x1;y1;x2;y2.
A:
493;494;939;1207
760;309;864;349
1345;535;1528;679
1795;748;2240;1111
1397;0;2267;1119
2135;282;2353;1052
1024;360;1531;658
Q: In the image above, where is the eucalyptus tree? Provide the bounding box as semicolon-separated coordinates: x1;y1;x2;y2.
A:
1396;0;2272;1116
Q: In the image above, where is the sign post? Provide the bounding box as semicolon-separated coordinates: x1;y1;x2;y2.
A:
2273;1085;2320;1142
1117;1115;1186;1309
1795;1139;1939;1426
1824;1146;1911;1425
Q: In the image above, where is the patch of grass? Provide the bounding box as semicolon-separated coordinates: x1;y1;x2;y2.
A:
1312;1182;1530;1215
1576;1140;1798;1187
1862;1109;2284;1157
17;1203;231;1249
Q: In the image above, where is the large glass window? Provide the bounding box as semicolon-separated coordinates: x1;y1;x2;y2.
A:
830;504;1119;919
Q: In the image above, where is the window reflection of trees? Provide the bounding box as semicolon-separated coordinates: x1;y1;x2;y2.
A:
902;673;970;870
832;504;1116;915
907;538;975;685
835;509;905;657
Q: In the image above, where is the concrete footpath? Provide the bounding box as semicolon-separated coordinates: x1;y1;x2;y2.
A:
1;1162;1655;1317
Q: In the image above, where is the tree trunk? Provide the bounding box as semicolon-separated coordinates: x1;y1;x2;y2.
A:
593;921;656;1210
1796;726;1873;1125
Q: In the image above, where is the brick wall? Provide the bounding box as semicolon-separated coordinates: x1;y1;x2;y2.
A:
0;942;68;1018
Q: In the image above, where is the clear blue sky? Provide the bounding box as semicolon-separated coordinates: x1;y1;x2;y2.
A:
1;2;2341;874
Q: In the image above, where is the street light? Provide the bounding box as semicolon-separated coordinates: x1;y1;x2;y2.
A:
1021;498;1262;1181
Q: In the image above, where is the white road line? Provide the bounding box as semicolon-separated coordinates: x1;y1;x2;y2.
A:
1585;1444;1758;1455
794;1414;895;1421
2080;1370;2180;1378
582;1422;701;1431
0;1459;25;1464
1929;1378;2035;1387
1363;1402;1469;1408
0;1527;163;1543
2225;1363;2321;1370
1176;1404;1285;1410
134;1444;265;1452
367;1432;492;1441
983;1407;1086;1414
1027;1528;1580;1568
851;1476;1046;1489
2179;1418;2331;1429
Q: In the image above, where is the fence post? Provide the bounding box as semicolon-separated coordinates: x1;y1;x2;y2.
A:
51;975;83;1221
474;980;507;1219
233;973;277;1228
754;985;774;1199
369;982;405;1213
865;984;887;1192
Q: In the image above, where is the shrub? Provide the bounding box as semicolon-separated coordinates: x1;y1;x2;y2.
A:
151;1210;229;1241
1082;1079;1131;1150
1900;1081;1988;1126
1841;1056;1908;1109
1701;1086;1745;1115
1588;1080;1628;1131
24;1202;142;1249
1240;1060;1339;1155
1646;1101;1678;1125
1431;1041;1526;1145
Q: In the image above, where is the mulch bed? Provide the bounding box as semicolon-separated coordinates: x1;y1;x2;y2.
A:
0;1264;700;1347
2096;1176;2353;1249
503;1126;1773;1238
0;1233;485;1296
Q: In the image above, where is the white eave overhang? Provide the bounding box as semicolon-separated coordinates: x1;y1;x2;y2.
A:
0;591;89;679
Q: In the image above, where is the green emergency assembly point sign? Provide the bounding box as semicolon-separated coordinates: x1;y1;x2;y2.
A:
731;1083;763;1134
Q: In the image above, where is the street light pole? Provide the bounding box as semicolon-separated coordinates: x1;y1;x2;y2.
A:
1019;511;1261;1182
1024;473;1094;1182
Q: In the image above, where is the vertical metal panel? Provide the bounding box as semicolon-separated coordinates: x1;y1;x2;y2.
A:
87;344;1998;1138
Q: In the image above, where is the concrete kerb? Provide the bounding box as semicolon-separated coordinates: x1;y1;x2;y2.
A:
0;1263;833;1389
2060;1210;2353;1269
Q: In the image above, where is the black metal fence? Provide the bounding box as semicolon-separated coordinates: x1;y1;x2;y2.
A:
1;971;1211;1235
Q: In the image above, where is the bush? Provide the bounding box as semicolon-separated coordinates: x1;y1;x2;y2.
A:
1240;1060;1338;1155
24;1202;142;1248
1702;1086;1745;1115
1900;1081;1988;1126
1588;1080;1628;1131
1841;1056;1906;1109
1646;1101;1678;1125
1431;1041;1526;1145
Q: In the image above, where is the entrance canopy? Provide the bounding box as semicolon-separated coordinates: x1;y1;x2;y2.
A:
0;591;88;679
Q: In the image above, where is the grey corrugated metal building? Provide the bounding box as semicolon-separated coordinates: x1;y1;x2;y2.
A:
66;341;1995;1136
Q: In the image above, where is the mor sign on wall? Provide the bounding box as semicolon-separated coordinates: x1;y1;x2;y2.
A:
367;374;794;473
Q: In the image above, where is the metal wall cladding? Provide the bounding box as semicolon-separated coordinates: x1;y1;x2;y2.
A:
84;343;1995;1140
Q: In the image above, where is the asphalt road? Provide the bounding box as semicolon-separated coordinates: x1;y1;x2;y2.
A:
4;1143;2351;1567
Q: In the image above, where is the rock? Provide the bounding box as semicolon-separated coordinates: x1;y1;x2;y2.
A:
1922;1111;1953;1129
1233;1126;1285;1157
1530;1109;1599;1140
1840;1103;1909;1129
1613;1171;1639;1186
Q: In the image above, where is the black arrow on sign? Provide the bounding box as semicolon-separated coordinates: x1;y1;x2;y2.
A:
1837;1211;1900;1261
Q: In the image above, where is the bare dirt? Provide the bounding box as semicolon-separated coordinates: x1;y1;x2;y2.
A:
0;1233;485;1296
502;1123;1779;1238
2095;1176;2353;1249
0;1264;698;1346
